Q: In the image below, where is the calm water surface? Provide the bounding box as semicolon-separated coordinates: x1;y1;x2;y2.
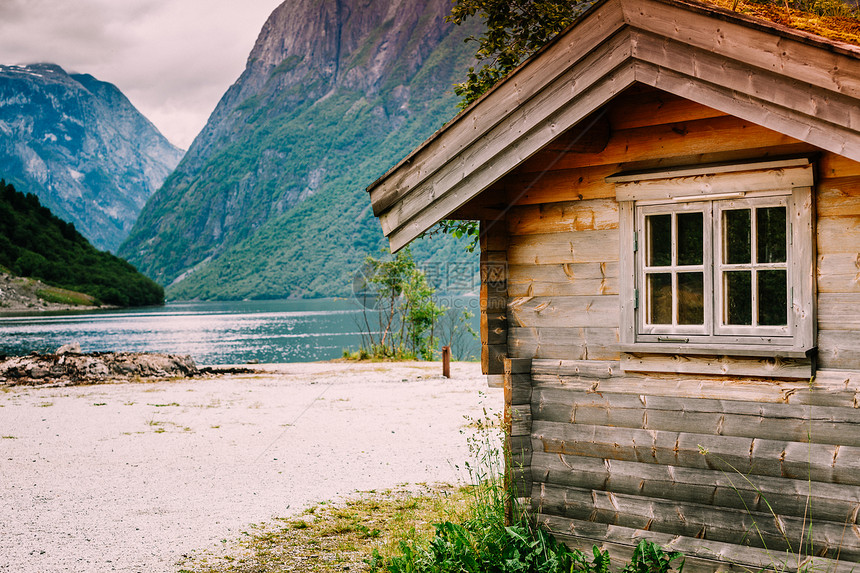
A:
0;298;479;365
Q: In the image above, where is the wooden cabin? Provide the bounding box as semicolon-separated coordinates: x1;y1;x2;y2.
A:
367;0;860;570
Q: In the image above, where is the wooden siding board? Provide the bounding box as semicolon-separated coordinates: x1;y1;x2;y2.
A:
507;199;619;235
620;353;813;379
521;114;801;174
508;262;619;297
607;86;727;130
530;452;860;524
531;387;860;446
535;482;860;558
508;295;620;329
531;419;860;486
818;293;860;330
530;367;860;409
818;330;860;370
536;515;859;573
817;253;860;293
508;327;619;361
507;230;619;266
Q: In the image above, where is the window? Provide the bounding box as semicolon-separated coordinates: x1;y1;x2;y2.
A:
612;158;815;357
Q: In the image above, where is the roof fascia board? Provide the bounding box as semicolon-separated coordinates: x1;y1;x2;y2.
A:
379;28;634;237
387;63;637;251
629;29;860;133
623;0;860;99
631;61;860;161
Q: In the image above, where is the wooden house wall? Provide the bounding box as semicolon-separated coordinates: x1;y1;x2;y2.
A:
490;87;860;571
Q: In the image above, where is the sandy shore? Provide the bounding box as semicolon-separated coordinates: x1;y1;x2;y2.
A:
0;361;501;572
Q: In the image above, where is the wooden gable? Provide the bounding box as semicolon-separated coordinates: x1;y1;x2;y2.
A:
367;0;860;251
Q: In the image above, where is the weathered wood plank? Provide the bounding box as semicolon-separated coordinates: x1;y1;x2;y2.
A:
507;199;619;235
817;176;860;218
532;358;620;379
630;27;860;137
506;373;532;406
510;434;532;467
535;482;860;558
520;115;801;174
508;262;619;297
507;230;619;266
481;343;506;376
509;404;532;437
819;152;860;179
818;293;860;330
504;358;532;375
530;452;860;525
817;253;860;294
818;330;860;370
607;85;727;130
531;387;860;445
530;368;860;409
508;295;619;329
506;164;619;206
508;327;619;361
537;515;858;573
620;352;813;379
531;420;860;486
623;0;860;99
817;215;860;256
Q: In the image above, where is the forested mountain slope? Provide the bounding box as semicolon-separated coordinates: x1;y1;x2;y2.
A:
119;0;478;300
0;180;164;307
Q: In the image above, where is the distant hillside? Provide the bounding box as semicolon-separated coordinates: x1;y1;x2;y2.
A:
0;180;164;307
119;0;479;300
0;64;184;252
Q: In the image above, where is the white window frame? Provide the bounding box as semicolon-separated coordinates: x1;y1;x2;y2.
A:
612;158;816;359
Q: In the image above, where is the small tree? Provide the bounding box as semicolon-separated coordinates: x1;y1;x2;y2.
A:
353;247;447;360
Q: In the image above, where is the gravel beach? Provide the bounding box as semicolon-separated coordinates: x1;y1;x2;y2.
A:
0;361;500;572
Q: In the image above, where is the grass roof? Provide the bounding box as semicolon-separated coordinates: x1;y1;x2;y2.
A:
703;0;860;45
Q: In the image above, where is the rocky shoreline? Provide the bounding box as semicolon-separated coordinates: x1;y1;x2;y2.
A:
0;346;201;386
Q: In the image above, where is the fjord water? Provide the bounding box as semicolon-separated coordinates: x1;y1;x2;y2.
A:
0;298;480;365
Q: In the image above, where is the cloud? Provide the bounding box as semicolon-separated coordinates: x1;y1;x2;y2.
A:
0;0;283;148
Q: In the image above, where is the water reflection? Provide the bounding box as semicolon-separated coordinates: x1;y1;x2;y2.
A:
0;298;480;365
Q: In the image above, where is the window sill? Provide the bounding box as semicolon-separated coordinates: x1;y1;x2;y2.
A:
616;343;815;379
616;343;813;359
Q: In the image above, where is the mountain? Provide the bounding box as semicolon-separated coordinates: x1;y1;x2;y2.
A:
119;0;479;300
0;64;184;252
0;179;164;307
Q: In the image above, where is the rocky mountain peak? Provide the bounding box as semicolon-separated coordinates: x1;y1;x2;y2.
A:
0;64;184;252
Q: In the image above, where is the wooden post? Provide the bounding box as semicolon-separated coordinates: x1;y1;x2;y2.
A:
441;346;451;378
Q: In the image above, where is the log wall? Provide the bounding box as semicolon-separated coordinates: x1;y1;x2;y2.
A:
483;85;860;571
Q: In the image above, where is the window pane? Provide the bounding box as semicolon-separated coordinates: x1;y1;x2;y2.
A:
724;209;751;264
647;214;671;267
757;207;787;263
724;271;752;325
677;212;703;266
677;272;704;325
758;270;788;325
647;273;672;324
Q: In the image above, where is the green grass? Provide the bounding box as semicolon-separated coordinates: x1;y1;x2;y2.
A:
35;284;98;306
177;485;473;573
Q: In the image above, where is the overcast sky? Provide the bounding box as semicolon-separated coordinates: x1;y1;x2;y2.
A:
0;0;285;149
